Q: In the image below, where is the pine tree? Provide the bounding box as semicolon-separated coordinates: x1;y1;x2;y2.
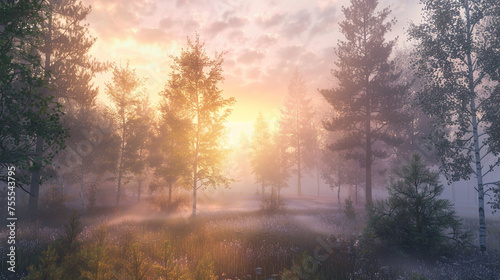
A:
28;0;105;215
0;1;66;188
281;69;316;196
161;34;235;216
320;0;409;204
368;153;469;257
250;112;274;195
409;0;500;251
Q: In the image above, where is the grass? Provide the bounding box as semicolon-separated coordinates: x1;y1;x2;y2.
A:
1;200;499;279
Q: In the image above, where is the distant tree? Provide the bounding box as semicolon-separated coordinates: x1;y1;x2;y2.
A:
367;153;469;257
128;92;154;202
162;34;235;216
320;148;348;208
105;63;143;207
409;0;500;251
269;125;292;197
0;0;66;190
250;112;274;195
320;0;409;204
151;82;192;206
280;69;316;196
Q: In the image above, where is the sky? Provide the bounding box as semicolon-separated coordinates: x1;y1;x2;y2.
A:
83;0;423;136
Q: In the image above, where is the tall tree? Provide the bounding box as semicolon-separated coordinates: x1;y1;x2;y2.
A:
151;85;192;206
28;0;104;215
161;34;235;216
128;92;154;202
105;64;142;207
409;0;500;251
0;0;66;189
281;69;316;196
250;112;274;195
319;0;408;204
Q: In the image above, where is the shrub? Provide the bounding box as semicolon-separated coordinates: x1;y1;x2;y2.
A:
39;186;68;220
344;197;356;220
367;153;470;257
260;192;285;214
194;253;217;280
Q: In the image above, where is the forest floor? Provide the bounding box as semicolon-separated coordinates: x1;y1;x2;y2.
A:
1;193;500;279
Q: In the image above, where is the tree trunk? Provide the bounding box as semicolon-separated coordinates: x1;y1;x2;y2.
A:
29;11;53;218
365;118;372;205
80;164;85;212
465;0;486;252
116;116;125;208
168;181;172;205
337;185;341;209
137;179;142;202
28;137;44;218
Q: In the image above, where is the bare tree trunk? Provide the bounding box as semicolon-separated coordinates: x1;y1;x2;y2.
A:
116;116;125;208
465;0;486;252
80;164;85;212
28;137;44;218
137;179;142;202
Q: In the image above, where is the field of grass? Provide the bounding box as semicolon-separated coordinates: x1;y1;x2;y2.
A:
1;195;500;279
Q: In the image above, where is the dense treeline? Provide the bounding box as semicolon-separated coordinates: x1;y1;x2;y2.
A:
1;0;500;271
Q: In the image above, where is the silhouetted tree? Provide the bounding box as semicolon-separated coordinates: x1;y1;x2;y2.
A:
162;34;235;216
409;0;500;251
320;0;409;204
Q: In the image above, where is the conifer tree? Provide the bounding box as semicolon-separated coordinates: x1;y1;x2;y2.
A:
320;0;408;204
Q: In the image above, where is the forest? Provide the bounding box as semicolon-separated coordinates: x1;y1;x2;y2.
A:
1;0;500;279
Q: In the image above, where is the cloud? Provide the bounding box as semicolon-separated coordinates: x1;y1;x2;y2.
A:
134;28;171;45
255;12;286;28
281;9;312;38
237;49;265;64
204;13;248;37
309;5;337;38
255;34;278;47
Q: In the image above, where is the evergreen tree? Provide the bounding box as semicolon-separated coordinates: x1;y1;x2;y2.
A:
281;69;316;196
161;34;235;216
409;0;500;251
320;0;409;204
28;0;105;215
250;112;274;195
0;1;66;190
368;153;469;257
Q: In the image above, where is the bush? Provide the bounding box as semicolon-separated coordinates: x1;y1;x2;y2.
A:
39;186;68;220
344;197;356;220
367;153;470;257
149;192;188;212
260;192;285;214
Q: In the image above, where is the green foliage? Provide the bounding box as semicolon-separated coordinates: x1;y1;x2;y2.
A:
39;186;68;219
81;226;114;280
26;246;63;280
319;0;409;204
408;0;500;251
344;197;356;220
194;253;218;280
0;0;67;186
123;244;152;280
280;251;321;280
367;153;470;257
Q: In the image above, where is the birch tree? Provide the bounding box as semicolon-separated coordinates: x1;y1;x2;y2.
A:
409;0;500;251
161;34;235;216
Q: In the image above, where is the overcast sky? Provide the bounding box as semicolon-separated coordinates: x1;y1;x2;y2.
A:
83;0;423;127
